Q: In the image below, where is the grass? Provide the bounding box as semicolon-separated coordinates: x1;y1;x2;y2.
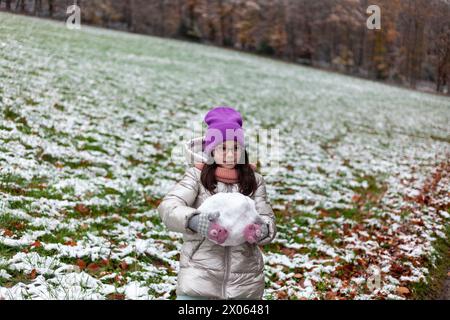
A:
36;227;88;244
0;11;449;300
0;243;20;260
0;213;29;236
411;224;450;299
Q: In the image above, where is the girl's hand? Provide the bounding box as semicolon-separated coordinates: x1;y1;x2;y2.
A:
243;223;269;244
188;211;229;244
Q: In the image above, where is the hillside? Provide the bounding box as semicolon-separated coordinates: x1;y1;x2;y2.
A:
0;12;449;300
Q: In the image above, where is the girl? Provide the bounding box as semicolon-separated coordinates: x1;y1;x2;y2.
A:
158;106;277;300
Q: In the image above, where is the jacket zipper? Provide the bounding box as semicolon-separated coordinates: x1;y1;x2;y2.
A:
222;246;230;299
221;183;233;299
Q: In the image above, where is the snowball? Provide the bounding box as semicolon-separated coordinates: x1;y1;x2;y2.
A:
197;192;263;246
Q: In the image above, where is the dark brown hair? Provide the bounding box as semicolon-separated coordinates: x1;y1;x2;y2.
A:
200;149;257;196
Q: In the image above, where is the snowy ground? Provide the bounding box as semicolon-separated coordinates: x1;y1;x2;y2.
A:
0;12;449;300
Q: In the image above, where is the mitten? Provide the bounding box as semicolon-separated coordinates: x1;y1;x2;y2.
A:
188;211;229;245
243;223;269;244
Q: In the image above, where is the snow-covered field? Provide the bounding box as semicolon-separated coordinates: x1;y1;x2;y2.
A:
0;12;449;300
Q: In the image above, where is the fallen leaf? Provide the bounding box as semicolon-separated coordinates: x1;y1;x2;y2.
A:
297;279;306;289
54;162;64;169
326;291;337;300
74;203;90;215
280;247;297;258
276;291;288;299
144;195;161;207
352;194;362;203
12;222;26;230
391;263;405;275
3;229;14;237
64;239;77;246
108;293;125;300
87;263;100;272
119;261;129;270
31;240;42;248
396;286;410;295
153;142;162;150
29;269;37;280
76;259;86;270
101;259;110;266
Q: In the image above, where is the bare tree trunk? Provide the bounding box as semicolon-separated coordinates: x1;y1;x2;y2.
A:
15;0;26;12
7;0;11;10
34;0;42;16
283;0;296;60
218;0;225;46
447;71;450;94
48;0;53;17
124;0;133;30
159;0;166;36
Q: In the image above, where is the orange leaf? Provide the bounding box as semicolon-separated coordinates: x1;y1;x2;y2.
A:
101;259;110;266
276;291;288;299
108;293;125;300
29;269;37;280
351;194;362;203
74;203;90;215
76;259;86;270
87;263;100;272
119;261;129;270
64;239;77;246
31;240;42;248
152;142;162;150
396;287;410;295
3;229;14;237
280;247;296;258
13;222;26;230
326;292;337;300
144;195;161;207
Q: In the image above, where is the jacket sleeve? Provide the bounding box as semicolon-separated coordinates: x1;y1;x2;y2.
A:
157;167;200;234
254;175;277;246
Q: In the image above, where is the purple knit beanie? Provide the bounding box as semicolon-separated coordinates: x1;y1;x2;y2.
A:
203;106;245;155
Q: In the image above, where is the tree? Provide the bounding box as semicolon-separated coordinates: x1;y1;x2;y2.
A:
15;0;26;12
34;0;42;16
2;0;12;10
48;0;54;17
428;1;450;93
1;0;448;95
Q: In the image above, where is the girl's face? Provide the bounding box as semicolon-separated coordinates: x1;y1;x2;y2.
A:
213;141;243;169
